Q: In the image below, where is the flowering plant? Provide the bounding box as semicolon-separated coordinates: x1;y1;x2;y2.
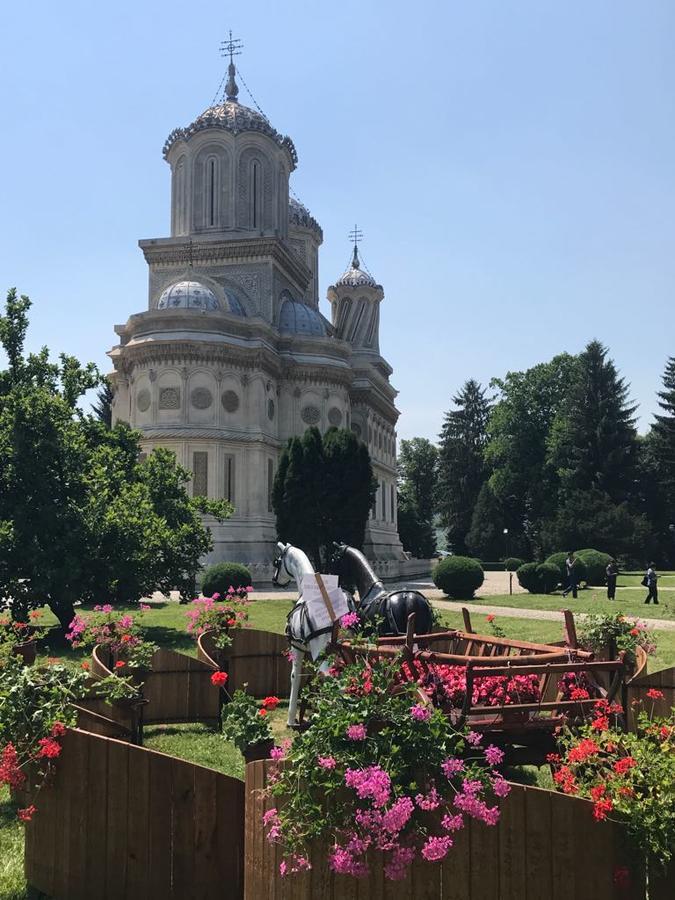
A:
400;660;541;709
578;613;657;664
263;654;508;880
550;696;675;867
186;590;252;650
66;605;157;670
0;656;90;821
0;610;48;662
221;688;277;753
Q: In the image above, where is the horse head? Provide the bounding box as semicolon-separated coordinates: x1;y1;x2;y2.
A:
382;588;434;635
273;541;293;587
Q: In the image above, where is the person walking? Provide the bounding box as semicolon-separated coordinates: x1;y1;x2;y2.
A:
606;558;618;600
562;551;579;599
644;563;659;604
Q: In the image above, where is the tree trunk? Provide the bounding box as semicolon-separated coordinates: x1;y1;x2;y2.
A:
49;600;77;636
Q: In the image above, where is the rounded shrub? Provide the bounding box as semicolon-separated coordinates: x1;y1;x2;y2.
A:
504;557;525;572
432;556;484;598
516;562;540;593
545;552;588;586
575;549;612;586
201;562;253;596
536;562;561;594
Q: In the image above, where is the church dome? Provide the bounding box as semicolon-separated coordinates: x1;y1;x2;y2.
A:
156;281;245;315
278;297;326;336
163;99;298;169
289;197;323;239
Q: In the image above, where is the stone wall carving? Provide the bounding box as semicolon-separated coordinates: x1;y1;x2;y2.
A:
328;406;343;427
267;399;275;420
159;387;181;409
136;389;151;412
191;387;213;410
221;390;240;412
301;405;320;425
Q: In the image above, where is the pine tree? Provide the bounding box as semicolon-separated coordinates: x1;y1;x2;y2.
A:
92;379;114;428
551;340;638;503
398;438;438;556
652;356;675;482
465;481;505;560
437;380;491;554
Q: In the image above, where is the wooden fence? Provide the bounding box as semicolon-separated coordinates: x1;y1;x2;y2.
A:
199;628;293;698
627;664;675;729
245;759;674;900
25;728;245;900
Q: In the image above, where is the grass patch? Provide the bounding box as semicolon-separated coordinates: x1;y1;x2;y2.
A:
0;788;27;899
465;589;675;621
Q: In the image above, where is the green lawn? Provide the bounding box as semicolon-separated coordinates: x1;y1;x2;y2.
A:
465;588;675;621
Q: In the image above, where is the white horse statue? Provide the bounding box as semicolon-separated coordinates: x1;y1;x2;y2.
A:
272;541;354;727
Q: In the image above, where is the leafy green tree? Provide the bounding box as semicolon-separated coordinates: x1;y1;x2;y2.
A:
398;438;438;525
437;380;491;554
486;354;578;557
550;340;638;502
0;289;231;630
272;427;376;569
465;481;506;560
92;378;114;428
397;493;437;559
539;488;654;565
398;438;438;557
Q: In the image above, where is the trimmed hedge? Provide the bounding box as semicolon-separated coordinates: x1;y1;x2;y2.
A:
576;549;612;586
201;562;253;595
545;552;588;586
432;556;484;598
516;562;540;594
504;557;525;572
536;562;561;594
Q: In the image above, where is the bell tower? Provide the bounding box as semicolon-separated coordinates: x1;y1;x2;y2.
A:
327;225;384;353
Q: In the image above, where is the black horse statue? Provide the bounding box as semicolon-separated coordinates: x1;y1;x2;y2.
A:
332;543;434;636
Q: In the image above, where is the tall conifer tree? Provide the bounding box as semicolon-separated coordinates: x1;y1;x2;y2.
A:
652;356;675;482
552;340;638;502
437;380;491;554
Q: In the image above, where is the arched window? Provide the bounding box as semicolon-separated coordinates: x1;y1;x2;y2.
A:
337;297;352;336
251;160;261;228
206;156;218;227
173;158;186;235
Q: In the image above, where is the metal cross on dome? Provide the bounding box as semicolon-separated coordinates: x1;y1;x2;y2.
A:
348;224;363;268
220;30;243;65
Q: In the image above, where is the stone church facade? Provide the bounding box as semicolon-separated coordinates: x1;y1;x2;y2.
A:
108;59;406;579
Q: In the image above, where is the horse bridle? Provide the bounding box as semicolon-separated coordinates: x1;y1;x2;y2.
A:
272;544;291;585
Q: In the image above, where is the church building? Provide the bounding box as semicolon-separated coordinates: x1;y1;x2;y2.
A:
108;47;405;579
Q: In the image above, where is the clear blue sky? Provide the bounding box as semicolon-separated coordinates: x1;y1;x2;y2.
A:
1;0;673;441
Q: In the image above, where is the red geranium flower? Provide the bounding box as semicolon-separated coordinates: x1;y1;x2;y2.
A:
114;660;126;669
50;722;67;738
613;756;636;776
211;671;228;687
646;688;664;700
37;737;62;759
262;696;280;710
17;805;36;822
258;709;268;717
486;614;495;623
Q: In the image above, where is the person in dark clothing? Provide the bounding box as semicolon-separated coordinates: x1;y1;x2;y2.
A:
644;563;659;604
562;552;578;599
606;559;618;600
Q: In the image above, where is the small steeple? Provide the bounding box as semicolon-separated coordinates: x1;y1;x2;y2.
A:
349;223;363;269
220;30;243;103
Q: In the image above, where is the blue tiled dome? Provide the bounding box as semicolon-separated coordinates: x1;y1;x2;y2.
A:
157;281;246;315
278;297;326;336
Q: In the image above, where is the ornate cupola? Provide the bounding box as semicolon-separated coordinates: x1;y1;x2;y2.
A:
327;227;384;352
162;34;296;239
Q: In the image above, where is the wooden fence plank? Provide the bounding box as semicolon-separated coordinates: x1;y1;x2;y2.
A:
51;729;80;899
498;784;527;900
550;791;577;900
83;732;108;900
172;756;197;899
523;788;552;900
126;743;150;898
105;738;129;898
470;818;500;900
440;812;471;900
147;749;173;899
